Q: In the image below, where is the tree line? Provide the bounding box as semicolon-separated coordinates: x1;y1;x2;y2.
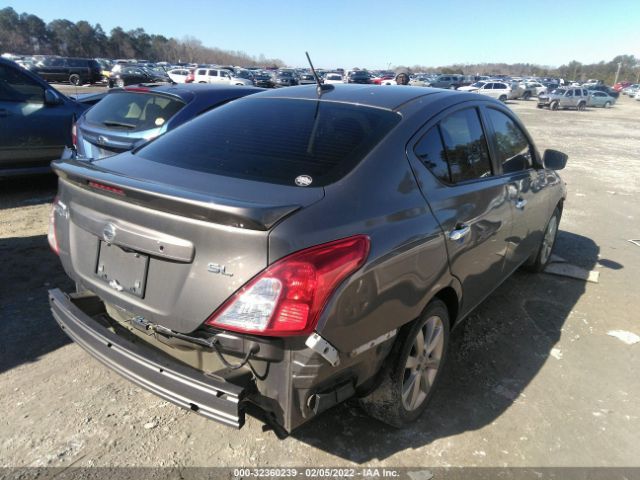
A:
407;56;639;86
0;7;284;67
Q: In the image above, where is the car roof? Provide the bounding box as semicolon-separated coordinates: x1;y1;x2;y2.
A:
250;84;451;111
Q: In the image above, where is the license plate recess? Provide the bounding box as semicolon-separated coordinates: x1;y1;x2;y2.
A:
96;241;149;298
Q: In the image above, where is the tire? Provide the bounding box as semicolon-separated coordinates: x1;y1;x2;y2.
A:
198;81;207;84
577;102;586;111
524;207;561;273
116;78;125;88
449;85;456;90
499;94;507;103
523;91;531;101
69;74;81;86
536;104;543;109
604;101;611;109
359;300;450;428
550;101;559;111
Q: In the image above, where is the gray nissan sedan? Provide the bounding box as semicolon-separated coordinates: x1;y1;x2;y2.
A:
48;84;567;434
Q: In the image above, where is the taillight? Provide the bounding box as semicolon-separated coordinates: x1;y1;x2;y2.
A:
71;122;77;148
206;235;370;336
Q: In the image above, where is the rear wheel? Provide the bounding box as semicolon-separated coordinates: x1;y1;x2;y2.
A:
550;101;559;111
359;300;450;428
523;91;531;100
69;74;81;86
604;101;612;109
524;207;561;273
499;94;507;103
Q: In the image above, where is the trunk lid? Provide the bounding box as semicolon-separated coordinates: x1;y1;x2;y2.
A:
52;154;323;333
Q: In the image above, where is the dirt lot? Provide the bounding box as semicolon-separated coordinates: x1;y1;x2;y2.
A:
1;91;639;469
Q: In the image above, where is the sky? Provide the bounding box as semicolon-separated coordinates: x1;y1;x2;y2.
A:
4;0;640;69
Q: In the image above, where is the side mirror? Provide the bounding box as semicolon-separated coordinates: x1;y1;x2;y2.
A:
44;89;63;106
543;149;568;170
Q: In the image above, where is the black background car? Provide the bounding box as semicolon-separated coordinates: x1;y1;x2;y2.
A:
0;58;91;176
274;71;298;87
27;56;102;86
108;66;170;88
253;72;275;88
348;70;372;84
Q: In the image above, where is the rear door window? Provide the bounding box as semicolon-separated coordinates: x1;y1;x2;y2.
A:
414;127;449;183
85;92;185;131
137;97;400;187
485;108;532;173
438;108;492;183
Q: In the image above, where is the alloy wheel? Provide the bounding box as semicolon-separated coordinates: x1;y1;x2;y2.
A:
401;315;444;411
540;214;558;265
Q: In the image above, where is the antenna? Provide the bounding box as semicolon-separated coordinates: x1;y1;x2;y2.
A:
305;51;333;96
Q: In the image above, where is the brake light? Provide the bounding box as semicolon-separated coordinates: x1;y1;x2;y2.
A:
124;86;150;93
88;181;125;196
71;122;77;148
206;235;370;336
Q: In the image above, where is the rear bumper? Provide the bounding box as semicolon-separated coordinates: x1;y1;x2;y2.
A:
48;288;246;428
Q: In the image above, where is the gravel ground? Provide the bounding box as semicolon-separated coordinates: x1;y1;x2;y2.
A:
1;93;639;469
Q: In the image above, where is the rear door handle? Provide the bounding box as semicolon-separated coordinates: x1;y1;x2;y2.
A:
515;198;527;209
449;224;471;241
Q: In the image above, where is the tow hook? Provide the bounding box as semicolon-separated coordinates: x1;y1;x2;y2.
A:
305;332;340;367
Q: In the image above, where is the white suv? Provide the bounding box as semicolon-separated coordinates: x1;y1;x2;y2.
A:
458;81;511;102
193;68;252;86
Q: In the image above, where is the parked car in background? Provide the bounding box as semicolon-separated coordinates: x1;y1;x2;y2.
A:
194;68;232;85
347;70;372;84
48;85;567;434
372;74;395;85
508;82;540;100
28;56;102;86
584;84;620;98
167;68;191;84
613;81;631;92
323;73;344;84
0;58;91;176
299;73;317;85
538;87;589;110
108;66;169;88
587;90;616;108
621;84;639;95
427;75;464;89
274;70;299;87
70;84;263;160
458;81;511;102
253;72;275;88
231;69;255;86
409;75;432;87
96;59;113;82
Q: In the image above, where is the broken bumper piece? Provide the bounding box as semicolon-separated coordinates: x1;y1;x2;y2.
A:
48;288;246;428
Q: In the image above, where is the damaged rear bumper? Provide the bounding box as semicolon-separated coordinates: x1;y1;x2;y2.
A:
48;288;246;428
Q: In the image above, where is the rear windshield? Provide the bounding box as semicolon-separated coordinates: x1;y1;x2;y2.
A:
136;97;401;187
85;92;185;132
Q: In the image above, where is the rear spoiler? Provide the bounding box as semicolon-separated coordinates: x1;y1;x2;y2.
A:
52;159;301;231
